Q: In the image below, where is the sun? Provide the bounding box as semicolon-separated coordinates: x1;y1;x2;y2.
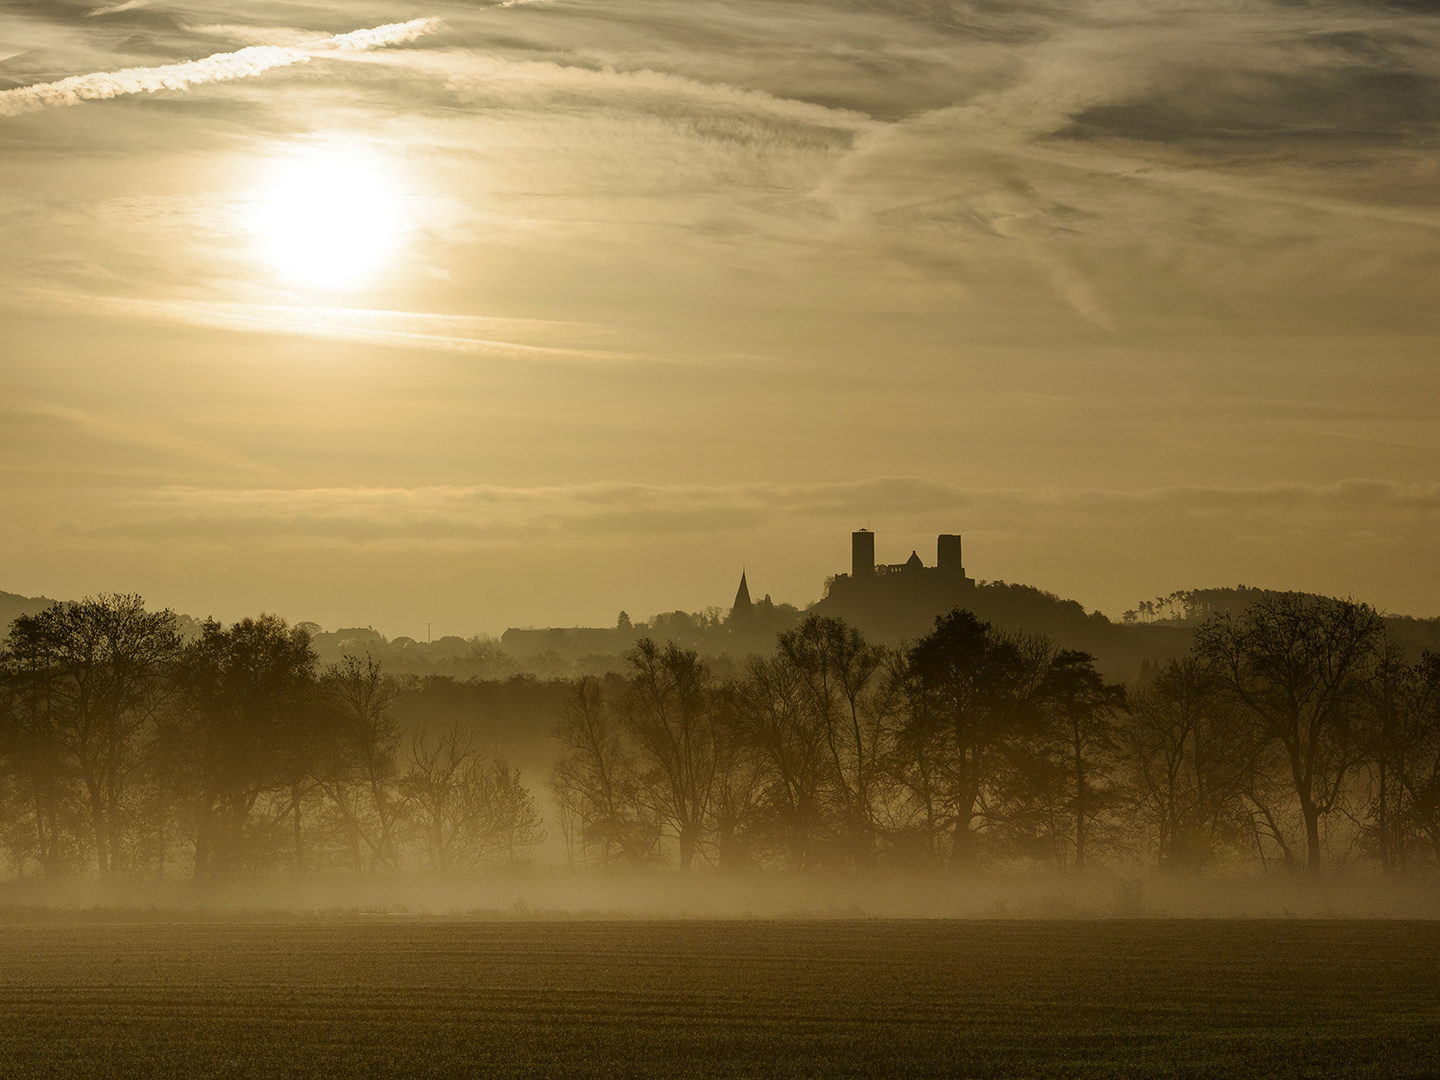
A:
246;148;409;291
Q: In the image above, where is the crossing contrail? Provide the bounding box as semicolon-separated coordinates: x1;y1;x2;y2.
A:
0;18;439;117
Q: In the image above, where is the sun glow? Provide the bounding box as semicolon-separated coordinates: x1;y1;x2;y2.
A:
246;148;409;291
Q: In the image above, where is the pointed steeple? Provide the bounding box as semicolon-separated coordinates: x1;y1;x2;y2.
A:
732;570;754;618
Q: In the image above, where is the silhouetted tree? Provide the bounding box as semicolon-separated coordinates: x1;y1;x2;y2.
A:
0;597;180;876
619;639;718;869
1195;593;1384;873
550;676;657;866
898;610;1051;870
1021;650;1126;872
775;616;894;866
1362;650;1440;869
725;653;828;867
177;615;320;878
403;724;542;870
320;655;403;873
0;614;77;876
1122;657;1252;870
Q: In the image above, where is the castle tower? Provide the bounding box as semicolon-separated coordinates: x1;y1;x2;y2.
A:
852;529;875;579
937;534;964;576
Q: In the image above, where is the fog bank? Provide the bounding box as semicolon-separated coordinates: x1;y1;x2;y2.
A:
3;870;1438;922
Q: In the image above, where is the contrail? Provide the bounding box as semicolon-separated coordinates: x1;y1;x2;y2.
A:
0;18;438;117
86;0;152;16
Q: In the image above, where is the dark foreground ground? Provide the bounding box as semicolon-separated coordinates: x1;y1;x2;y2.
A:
1;919;1437;1079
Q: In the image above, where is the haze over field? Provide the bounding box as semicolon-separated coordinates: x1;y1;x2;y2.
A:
3;0;1440;637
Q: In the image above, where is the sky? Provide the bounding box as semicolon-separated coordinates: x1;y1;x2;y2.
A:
1;0;1438;638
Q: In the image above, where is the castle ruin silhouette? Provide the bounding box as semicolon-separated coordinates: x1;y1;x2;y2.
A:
804;529;977;639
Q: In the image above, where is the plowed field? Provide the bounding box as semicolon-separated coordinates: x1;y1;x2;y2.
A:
1;919;1437;1078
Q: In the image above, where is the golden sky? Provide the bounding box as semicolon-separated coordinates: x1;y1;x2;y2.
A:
2;0;1438;636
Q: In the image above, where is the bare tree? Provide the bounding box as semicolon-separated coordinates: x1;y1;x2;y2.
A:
550;676;657;866
321;655;403;873
1364;650;1440;869
1122;657;1252;870
726;654;828;867
619;639;718;870
403;724;542;870
776;616;892;866
1195;593;1384;873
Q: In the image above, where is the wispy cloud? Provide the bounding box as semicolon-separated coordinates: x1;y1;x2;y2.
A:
11;399;277;476
0;18;439;116
85;0;151;17
426;51;877;132
61;478;1440;550
21;292;639;364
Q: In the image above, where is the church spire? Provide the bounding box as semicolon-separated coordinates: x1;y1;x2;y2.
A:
732;569;753;618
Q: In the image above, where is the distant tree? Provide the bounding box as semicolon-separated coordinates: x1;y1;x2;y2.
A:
402;724;542;870
550;676;656;866
775;616;893;866
320;655;403;873
1028;650;1127;872
619;639;719;869
0;597;180;877
1361;650;1440;869
0;614;78;876
708;697;768;870
176;615;320;878
1360;645;1416;872
897;610;1051;870
1195;593;1384;873
1402;654;1440;866
726;654;828;867
1121;657;1252;871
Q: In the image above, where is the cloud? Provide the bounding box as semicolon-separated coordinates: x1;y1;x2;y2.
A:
182;25;333;48
19;293;639;364
10;399;277;476
85;0;151;16
428;51;877;133
0;18;439;117
57;478;1440;551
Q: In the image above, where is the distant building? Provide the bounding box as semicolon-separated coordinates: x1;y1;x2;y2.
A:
731;570;754;622
816;529;977;639
839;530;975;588
852;529;875;579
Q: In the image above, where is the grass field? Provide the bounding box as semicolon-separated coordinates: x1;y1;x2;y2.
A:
1;919;1438;1079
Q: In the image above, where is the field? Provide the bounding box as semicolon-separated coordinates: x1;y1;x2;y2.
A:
1;919;1438;1079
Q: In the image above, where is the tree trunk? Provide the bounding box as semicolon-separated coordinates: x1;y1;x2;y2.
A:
83;771;110;876
292;780;305;876
1303;799;1322;874
951;812;979;871
1073;721;1086;874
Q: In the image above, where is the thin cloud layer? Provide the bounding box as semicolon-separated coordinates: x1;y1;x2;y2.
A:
0;18;437;116
58;478;1440;549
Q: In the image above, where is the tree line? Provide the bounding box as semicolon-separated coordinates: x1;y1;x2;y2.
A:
554;594;1440;874
0;596;542;879
5;591;1439;880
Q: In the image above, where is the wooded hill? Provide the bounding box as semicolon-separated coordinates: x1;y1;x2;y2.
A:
6;584;1439;684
